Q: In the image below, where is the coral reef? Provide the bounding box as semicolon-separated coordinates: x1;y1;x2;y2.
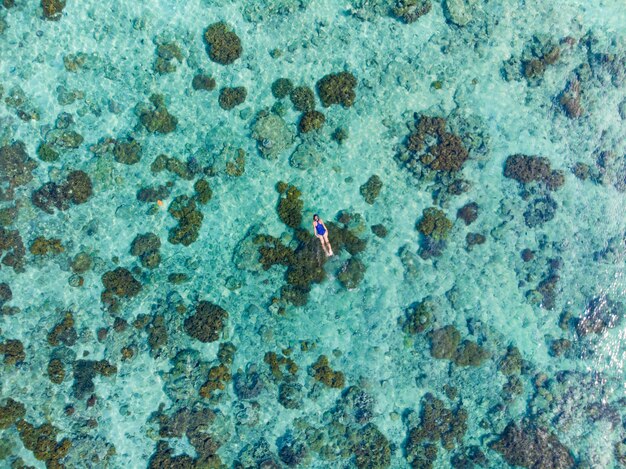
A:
16;419;71;466
0;339;25;364
184;301;228;343
0;282;11;307
392;0;432;23
192;73;216;91
490;421;574;469
41;0;65;20
575;296;623;336
337;257;366;289
47;312;77;346
29;236;64;255
405;393;467;467
428;325;489;366
402;298;434;334
417;207;453;241
264;351;298;382
298;110;326;133
504;154;565;190
31;170;93;214
359;175;383;204
137;184;171;203
271;78;294;99
457;202;478;225
290;86;316;112
194;179;212;204
199;364;231;399
277;184;304;229
72;359;117;399
151;153;195;180
168;195;204;246
498;345;523;375
311;355;345;389
130;232;161;269
37;143;59;163
47;358;65;384
0;227;25;272
316;72;357;108
218;86;247;110
0;141;38;200
113;138;142;165
233;365;264;399
101;267;142;312
137;94;178;134
147;315;168;353
398;115;469;174
154;42;183;74
371;224;388;238
204;22;242;65
354;423;391;468
278;382;304;409
523;195;558;227
0;398;25;429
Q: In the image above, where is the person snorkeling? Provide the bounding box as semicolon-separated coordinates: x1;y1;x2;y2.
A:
313;214;334;256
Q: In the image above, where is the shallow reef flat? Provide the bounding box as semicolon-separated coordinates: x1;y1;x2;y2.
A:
1;0;626;467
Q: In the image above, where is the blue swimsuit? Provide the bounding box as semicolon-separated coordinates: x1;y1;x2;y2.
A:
315;221;326;236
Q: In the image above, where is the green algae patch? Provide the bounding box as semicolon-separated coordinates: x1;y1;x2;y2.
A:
204;22;242;65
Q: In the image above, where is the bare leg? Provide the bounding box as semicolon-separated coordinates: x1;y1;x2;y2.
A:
318;237;330;256
322;234;333;256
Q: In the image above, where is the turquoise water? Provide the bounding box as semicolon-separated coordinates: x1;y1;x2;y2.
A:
1;0;626;467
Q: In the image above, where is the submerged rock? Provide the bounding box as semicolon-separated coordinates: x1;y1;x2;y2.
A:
251;111;295;159
443;0;476;26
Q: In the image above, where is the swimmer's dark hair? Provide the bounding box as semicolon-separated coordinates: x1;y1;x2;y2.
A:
313;214;319;220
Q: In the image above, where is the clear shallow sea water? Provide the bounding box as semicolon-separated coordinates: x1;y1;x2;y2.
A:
1;0;625;468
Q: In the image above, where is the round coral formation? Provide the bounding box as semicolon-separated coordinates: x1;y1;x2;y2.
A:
184;301;228;343
316;71;357;108
298;110;325;133
417;207;453;241
204;22;242;65
271;78;293;99
218;86;247;110
289;86;315;112
192;74;216;91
